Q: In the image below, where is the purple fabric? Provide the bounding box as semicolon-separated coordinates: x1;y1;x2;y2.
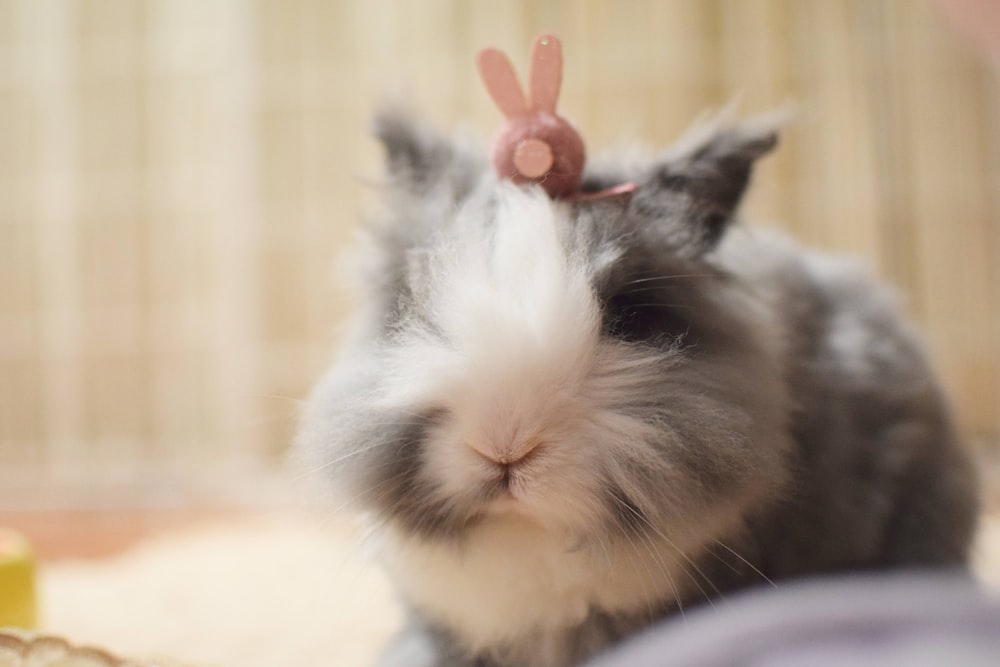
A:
587;573;1000;667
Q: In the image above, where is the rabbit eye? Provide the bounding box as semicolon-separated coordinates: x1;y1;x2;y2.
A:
600;285;694;345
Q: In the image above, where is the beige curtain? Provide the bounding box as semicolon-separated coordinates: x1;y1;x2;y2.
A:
0;0;997;507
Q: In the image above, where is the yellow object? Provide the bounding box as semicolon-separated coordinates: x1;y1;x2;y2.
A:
0;529;36;629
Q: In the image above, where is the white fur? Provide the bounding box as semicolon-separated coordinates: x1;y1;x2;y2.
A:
378;515;692;659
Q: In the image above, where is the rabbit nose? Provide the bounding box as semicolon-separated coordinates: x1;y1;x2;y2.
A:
468;435;544;466
513;138;554;178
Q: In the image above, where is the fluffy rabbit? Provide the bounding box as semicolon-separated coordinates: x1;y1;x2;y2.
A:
298;110;979;667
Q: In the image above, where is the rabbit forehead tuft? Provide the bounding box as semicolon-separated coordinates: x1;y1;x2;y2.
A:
383;185;604;407
434;185;600;363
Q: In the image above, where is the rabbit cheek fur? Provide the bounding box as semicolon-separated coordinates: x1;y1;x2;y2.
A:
298;112;978;667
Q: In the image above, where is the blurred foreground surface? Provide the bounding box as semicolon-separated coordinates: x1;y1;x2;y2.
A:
0;509;990;667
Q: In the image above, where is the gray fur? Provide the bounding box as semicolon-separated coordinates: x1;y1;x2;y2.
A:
298;109;979;667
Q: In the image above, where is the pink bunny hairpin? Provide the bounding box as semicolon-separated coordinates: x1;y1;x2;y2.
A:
476;34;637;200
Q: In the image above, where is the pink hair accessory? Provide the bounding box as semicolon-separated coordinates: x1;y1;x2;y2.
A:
476;34;636;201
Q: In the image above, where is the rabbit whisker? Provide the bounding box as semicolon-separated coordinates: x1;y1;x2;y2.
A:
609;495;686;622
711;538;776;588
618;273;717;287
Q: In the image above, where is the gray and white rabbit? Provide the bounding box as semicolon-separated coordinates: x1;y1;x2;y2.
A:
297;110;979;667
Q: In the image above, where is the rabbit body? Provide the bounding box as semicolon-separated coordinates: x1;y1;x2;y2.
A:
298;112;978;667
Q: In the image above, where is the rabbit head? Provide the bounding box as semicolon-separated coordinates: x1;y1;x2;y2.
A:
299;107;790;557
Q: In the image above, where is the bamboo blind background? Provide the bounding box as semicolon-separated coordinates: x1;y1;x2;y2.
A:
0;0;997;508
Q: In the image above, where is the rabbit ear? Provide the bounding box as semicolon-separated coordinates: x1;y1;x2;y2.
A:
528;34;562;113
476;48;529;118
373;108;480;198
630;118;780;256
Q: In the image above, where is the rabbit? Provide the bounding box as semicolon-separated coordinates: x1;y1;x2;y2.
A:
297;105;979;667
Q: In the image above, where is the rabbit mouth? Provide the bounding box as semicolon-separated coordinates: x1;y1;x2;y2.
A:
482;459;530;503
473;457;544;518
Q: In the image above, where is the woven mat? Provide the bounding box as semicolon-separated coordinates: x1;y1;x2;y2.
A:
0;628;195;667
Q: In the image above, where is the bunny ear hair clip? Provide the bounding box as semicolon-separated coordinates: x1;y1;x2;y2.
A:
476;34;637;200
